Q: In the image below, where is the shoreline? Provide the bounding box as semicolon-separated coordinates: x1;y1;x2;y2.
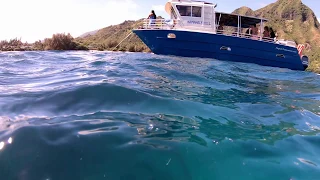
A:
0;49;152;53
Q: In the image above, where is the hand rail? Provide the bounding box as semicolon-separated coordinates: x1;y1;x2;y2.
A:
216;30;276;43
140;19;278;44
140;19;180;30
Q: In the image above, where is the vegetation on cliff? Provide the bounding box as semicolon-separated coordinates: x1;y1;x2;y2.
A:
41;33;88;50
0;38;34;51
0;33;87;51
75;20;149;52
233;6;255;16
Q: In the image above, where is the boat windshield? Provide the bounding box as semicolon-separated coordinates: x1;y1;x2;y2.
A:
216;12;267;28
170;6;178;19
177;5;202;17
213;12;274;42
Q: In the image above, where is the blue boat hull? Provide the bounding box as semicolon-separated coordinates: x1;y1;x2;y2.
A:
133;29;307;71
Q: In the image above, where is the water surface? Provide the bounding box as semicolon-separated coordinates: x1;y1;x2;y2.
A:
0;51;320;180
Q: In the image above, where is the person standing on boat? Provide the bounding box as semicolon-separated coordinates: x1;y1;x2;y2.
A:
148;10;157;28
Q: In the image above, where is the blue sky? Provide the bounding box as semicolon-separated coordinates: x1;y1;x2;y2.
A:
0;0;319;42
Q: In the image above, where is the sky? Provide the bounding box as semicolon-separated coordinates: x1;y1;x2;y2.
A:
0;0;319;43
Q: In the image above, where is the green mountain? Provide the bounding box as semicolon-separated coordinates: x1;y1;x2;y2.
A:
76;20;149;52
78;0;320;73
233;6;255;16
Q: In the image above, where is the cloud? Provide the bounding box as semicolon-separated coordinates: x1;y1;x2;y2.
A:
318;18;320;23
152;5;165;12
0;0;140;42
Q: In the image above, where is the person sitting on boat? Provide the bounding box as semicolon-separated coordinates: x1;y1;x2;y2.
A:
148;10;157;19
250;24;259;40
270;27;276;40
263;26;270;41
147;10;157;28
245;26;252;38
217;23;224;34
245;25;257;37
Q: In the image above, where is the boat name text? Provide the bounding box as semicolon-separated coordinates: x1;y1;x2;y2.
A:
276;47;296;53
187;20;211;25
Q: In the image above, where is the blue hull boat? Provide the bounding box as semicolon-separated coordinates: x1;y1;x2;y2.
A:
133;0;308;71
134;29;307;70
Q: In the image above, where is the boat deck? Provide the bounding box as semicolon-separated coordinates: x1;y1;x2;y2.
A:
138;19;288;46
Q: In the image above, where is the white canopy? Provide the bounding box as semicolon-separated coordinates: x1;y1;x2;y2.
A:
165;0;216;15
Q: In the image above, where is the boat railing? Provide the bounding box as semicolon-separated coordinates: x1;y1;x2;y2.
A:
140;19;180;30
140;19;277;43
216;30;276;43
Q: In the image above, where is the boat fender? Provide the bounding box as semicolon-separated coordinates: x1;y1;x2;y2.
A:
301;55;309;66
167;33;176;39
220;46;231;51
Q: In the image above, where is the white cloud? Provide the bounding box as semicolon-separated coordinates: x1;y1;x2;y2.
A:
0;0;139;42
318;18;320;23
151;5;165;12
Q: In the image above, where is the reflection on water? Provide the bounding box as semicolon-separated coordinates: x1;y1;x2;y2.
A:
197;116;320;145
0;51;320;179
8;137;12;144
298;158;318;167
0;142;4;150
0;137;13;151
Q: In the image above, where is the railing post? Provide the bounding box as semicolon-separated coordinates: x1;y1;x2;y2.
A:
237;15;240;37
145;19;147;29
202;4;204;26
260;19;263;41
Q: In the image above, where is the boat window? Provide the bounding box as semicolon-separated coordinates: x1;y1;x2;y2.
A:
177;5;192;16
192;7;202;17
176;5;202;17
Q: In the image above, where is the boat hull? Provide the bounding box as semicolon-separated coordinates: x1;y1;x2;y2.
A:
133;29;307;71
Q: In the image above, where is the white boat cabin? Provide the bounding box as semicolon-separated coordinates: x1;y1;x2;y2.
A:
164;0;217;32
140;0;300;47
143;0;278;43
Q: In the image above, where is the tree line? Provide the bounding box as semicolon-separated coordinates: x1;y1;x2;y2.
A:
0;33;88;51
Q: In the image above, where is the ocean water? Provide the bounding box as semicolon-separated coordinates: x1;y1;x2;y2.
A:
0;51;320;180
